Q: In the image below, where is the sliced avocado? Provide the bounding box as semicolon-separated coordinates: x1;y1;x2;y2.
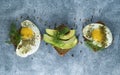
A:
43;34;78;49
60;30;75;40
60;36;77;49
43;34;65;47
46;29;57;36
46;29;75;40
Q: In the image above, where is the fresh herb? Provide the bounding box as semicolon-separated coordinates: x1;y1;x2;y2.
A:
9;22;21;47
85;40;104;51
56;25;70;35
52;25;70;46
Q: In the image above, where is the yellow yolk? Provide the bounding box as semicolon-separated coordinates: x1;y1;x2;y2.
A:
20;27;34;40
91;28;104;42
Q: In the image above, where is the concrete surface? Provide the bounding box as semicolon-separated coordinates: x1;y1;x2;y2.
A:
0;0;120;75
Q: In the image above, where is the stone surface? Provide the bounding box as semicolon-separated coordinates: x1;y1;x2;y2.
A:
0;0;120;75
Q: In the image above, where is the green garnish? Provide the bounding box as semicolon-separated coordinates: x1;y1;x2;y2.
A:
85;40;104;51
9;22;21;47
52;25;70;44
57;25;70;35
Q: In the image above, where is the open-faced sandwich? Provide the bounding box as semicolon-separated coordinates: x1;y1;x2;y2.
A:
9;20;41;57
82;22;113;51
43;25;78;56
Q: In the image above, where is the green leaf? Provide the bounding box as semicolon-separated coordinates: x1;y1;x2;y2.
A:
56;25;70;35
85;40;104;51
9;22;21;46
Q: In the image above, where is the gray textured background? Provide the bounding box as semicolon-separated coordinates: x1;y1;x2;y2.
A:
0;0;120;75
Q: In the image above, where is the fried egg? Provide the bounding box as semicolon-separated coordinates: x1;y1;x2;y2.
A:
16;20;41;57
83;23;113;50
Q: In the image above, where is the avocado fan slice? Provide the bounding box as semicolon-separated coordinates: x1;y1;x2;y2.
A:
43;34;78;49
46;29;76;40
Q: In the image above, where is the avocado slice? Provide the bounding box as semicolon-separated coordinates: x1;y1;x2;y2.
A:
43;34;78;49
46;29;57;36
60;36;78;49
43;34;65;47
46;29;75;40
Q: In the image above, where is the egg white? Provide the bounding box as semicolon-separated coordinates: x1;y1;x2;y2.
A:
16;20;41;57
83;23;113;48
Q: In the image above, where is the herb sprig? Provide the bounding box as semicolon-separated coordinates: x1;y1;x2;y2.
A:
52;25;70;46
9;22;21;47
85;40;104;51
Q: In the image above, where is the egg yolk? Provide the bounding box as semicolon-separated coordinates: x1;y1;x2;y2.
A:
20;27;34;40
91;28;104;42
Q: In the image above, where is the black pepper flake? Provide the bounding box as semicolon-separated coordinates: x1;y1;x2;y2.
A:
99;9;101;13
26;16;29;19
34;9;36;13
90;16;94;22
31;57;33;60
80;41;83;44
74;18;76;20
54;23;57;29
80;18;81;21
45;43;48;45
71;54;74;57
77;34;80;38
80;50;82;53
48;25;50;28
37;17;39;19
44;21;48;26
20;16;23;19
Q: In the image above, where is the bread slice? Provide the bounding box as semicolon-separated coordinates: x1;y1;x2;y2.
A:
54;47;71;56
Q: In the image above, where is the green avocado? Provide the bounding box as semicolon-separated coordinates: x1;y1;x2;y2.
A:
43;34;78;49
43;34;65;47
46;29;75;40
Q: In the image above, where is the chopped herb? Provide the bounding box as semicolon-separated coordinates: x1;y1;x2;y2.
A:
52;25;70;46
